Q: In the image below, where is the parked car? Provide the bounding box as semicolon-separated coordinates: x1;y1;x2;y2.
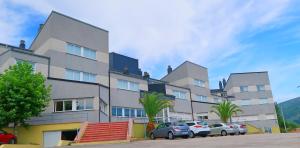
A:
150;122;190;140
227;123;240;135
233;123;247;135
186;121;210;138
0;130;17;144
209;123;236;136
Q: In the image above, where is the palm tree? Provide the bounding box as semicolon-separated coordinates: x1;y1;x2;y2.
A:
211;100;242;123
139;92;172;136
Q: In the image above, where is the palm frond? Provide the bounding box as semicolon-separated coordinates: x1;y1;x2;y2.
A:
210;100;242;123
139;92;172;122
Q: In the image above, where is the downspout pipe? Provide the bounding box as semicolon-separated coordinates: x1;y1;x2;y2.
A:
108;70;111;122
189;89;195;121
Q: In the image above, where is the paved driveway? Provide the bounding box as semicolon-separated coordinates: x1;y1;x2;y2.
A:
66;133;300;148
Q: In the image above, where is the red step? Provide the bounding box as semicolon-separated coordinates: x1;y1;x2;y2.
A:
78;121;129;143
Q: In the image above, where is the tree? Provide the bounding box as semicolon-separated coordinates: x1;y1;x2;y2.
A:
139;92;172;136
211;100;242;123
275;103;298;132
0;62;51;133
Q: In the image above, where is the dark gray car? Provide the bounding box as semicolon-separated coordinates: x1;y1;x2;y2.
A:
150;122;190;140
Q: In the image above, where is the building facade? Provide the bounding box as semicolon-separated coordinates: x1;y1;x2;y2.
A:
0;11;279;144
224;72;278;131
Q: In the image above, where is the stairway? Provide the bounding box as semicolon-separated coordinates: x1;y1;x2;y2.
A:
78;121;129;143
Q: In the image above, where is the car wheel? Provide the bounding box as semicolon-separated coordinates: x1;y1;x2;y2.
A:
189;131;195;138
168;132;174;140
221;130;227;136
150;133;155;140
200;134;207;137
9;139;16;144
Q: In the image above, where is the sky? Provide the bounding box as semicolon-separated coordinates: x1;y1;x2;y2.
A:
1;0;300;103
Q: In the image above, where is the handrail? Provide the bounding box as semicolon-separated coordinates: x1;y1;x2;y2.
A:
74;121;89;143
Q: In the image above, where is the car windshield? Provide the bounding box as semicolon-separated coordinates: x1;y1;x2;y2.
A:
0;130;7;134
197;121;208;125
169;122;187;126
186;122;195;126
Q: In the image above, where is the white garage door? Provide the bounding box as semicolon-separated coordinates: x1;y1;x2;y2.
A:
43;131;61;148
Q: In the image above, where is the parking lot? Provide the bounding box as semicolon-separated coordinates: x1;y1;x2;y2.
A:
66;133;300;148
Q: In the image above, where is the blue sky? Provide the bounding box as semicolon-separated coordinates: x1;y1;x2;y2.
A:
1;0;300;103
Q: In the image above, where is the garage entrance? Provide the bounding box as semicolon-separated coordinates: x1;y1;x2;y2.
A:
43;130;78;147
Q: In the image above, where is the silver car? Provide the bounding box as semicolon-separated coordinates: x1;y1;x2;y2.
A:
150;122;190;140
233;123;247;135
209;123;236;136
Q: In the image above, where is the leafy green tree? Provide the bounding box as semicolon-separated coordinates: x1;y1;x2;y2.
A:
211;100;242;123
139;92;172;136
0;62;51;133
275;103;299;132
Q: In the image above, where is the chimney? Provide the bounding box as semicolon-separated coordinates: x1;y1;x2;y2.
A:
143;72;150;79
219;81;223;90
19;40;25;49
167;65;172;74
38;24;44;32
222;78;227;88
137;68;142;76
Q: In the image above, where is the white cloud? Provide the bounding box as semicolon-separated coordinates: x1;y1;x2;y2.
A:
0;0;26;44
1;0;297;102
2;0;291;73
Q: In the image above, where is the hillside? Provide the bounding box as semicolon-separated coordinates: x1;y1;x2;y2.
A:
279;97;300;124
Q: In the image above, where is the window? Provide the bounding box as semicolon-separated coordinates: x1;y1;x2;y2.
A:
100;100;108;114
66;69;80;81
124;108;130;117
67;43;81;56
64;101;73;111
117;107;123;116
240;99;251;106
117;80;128;90
173;90;187;100
259;98;268;104
85;99;93;110
129;82;139;91
83;72;96;82
55;101;63;112
76;100;84;110
65;69;96;82
257;85;265;92
54;100;72;112
130;109;136;117
240;86;248;92
16;59;36;72
112;107;117;116
196;95;208;102
194;79;205;87
141;110;146;117
137;109;142;117
214;98;220;103
112;106;145;118
54;99;94;112
197;115;208;120
117;80;139;91
67;43;96;60
83;47;96;59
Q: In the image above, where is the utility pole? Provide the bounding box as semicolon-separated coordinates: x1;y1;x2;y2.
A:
280;105;287;133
